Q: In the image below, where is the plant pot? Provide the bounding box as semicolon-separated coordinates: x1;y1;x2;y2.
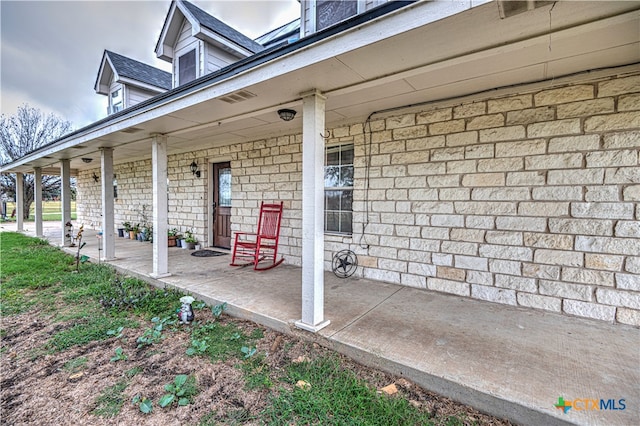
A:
129;231;136;239
124;232;130;239
117;228;125;238
185;242;196;250
168;236;177;247
181;240;188;249
194;244;201;250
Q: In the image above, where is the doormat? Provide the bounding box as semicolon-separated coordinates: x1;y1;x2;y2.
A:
191;250;228;257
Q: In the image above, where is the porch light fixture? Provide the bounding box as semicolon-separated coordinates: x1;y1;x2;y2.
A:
277;109;296;121
92;172;99;183
190;161;201;178
81;157;93;163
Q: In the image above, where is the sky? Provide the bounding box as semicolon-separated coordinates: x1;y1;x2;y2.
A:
0;0;300;129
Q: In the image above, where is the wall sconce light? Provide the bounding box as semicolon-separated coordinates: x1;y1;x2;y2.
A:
82;157;93;163
277;109;296;121
190;161;201;178
92;172;99;183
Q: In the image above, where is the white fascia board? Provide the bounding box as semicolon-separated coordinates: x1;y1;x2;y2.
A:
155;1;181;61
94;55;114;94
117;77;168;94
197;27;253;58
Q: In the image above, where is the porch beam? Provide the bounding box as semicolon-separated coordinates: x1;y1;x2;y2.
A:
15;172;24;232
150;134;170;278
61;159;72;246
101;148;116;260
34;167;43;237
295;89;330;333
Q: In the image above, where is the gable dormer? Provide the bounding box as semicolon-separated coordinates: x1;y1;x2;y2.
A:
94;50;171;115
155;0;264;88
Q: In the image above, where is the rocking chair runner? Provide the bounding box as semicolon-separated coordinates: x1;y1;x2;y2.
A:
230;201;284;270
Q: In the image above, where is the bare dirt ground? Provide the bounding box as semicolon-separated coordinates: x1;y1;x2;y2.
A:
1;307;513;425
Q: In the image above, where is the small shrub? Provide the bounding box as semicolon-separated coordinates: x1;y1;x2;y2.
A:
159;374;198;408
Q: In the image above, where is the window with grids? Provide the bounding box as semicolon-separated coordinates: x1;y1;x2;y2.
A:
325;143;353;234
178;49;196;85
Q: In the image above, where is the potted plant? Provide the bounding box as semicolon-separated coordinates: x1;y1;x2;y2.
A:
117;225;125;238
183;229;196;249
123;222;132;239
131;223;140;240
168;228;179;247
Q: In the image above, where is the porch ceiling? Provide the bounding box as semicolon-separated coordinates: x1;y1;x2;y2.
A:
5;0;639;174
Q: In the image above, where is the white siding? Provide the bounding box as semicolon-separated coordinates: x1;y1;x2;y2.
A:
126;87;158;107
204;42;242;74
173;20;200;87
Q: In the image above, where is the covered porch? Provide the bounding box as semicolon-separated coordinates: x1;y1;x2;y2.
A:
3;220;638;426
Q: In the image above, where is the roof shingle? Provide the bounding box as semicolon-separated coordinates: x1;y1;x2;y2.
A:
106;51;172;90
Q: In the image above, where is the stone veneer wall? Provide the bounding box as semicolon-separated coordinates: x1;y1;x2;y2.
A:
77;70;639;325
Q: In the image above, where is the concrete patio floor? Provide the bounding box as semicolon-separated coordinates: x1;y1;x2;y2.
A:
2;221;638;426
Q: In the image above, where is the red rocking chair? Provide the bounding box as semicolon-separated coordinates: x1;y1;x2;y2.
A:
230;201;285;270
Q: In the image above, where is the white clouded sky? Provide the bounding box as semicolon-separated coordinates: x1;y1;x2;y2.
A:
0;0;300;129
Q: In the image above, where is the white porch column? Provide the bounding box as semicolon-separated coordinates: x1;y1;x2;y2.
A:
295;89;330;333
61;159;72;246
15;172;24;232
34;167;43;237
150;134;170;278
101;148;116;260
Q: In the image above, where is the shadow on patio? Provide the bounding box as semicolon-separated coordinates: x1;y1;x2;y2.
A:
3;220;638;426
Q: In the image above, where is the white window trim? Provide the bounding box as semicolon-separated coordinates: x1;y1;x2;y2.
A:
324;142;354;235
310;0;364;34
175;44;200;87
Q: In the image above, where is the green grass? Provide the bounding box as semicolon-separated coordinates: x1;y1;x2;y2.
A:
189;320;262;362
49;315;137;351
2;200;77;222
62;356;89;374
262;356;434;425
93;379;129;418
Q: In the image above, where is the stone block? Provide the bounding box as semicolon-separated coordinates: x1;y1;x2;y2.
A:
450;228;485;243
618;94;640;112
467;114;504;130
495;274;537;292
571;202;634;219
522;263;560;280
548;135;600;153
534;249;583;266
506;171;546;186
378;258;408;273
393;126;428;140
585;186;619;202
495;139;546;158
623;185;640;201
410;238;441;252
604;167;640;184
438;188;471;200
465;144;494;159
602;130;640;149
382;165;407;178
416;108;452;124
597;288;640;309
363;268;401;284
547;169;604;185
489;259;522;275
477;157;523;172
527;119;581;138
431;214;464;227
407;135;446;151
525;153;582;170
401;273;427;289
556;98;614;119
615;220;640;238
408;188;438;200
467;271;493;285
598;75;640;97
432;253;453;266
441;241;477;256
506;107;555;126
485;231;523;245
495;216;547;232
479;244;532;261
616;273;640;291
419;226;450;240
576;236;640;256
585;254;624;271
471;284;517;305
408;262;437;277
517;293;561;312
549;218;612;236
454;102;486;118
562;267;614;286
437;266;466;281
454;255;488;271
427;174;461;188
524;232;573;250
479;126;526;142
625;257;640;274
563;300;616;321
394;176;426;188
431;147;464;162
586;150;637;168
539;280;593;301
408;162;447;176
427;277;469;296
532;186;582;201
472;187;530;201
535;85;594;106
446;160;477;174
386;114;416;129
454;201;516;215
429;120;465;135
461;172;505;187
518;202;569;217
488;94;532;113
585;112;640;132
379;141;406;154
616;308;640;327
445;131;479;147
466;215;495;229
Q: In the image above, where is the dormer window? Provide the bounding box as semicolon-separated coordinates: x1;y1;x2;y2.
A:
111;88;123;113
178;49;196;85
316;1;358;31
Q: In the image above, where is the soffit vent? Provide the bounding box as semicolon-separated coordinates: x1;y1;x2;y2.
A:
218;90;256;104
498;1;554;19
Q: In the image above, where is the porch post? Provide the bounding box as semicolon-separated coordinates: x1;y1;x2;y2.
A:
150;134;170;278
15;172;24;232
295;89;330;333
34;167;43;237
61;159;72;246
101;148;116;260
